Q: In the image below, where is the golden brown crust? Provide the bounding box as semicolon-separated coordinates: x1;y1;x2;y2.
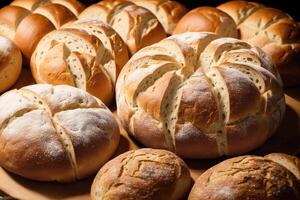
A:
33;3;76;28
14;13;55;62
10;0;50;11
188;156;300;200
91;148;191;200
52;0;85;16
173;7;238;38
116;32;285;159
0;84;120;182
0;36;22;93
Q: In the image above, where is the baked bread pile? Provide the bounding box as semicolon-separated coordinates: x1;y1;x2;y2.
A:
31;19;129;105
0;0;85;61
0;36;22;93
116;32;285;159
79;0;187;54
175;1;300;87
0;84;120;182
189;154;300;200
91;148;191;200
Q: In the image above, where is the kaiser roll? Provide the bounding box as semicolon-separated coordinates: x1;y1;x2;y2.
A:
116;32;285;159
0;84;120;182
0;36;22;93
188;154;300;200
91;148;191;200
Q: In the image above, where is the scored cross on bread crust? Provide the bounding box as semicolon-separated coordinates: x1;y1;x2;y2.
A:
116;32;285;159
0;84;119;182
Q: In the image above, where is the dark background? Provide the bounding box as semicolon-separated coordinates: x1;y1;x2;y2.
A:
0;0;299;20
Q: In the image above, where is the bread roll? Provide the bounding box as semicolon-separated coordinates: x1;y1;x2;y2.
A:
0;84;120;182
31;28;115;105
0;36;22;93
0;6;30;40
91;148;191;200
174;7;238;38
79;1;167;55
129;0;187;34
116;32;285;159
0;0;83;62
218;1;300;86
265;153;300;180
64;19;129;84
189;155;300;200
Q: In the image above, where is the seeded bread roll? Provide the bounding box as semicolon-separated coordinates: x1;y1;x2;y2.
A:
129;0;188;34
79;1;167;55
91;148;191;200
0;84;120;182
188;155;300;200
173;7;238;38
0;36;22;93
116;32;285;159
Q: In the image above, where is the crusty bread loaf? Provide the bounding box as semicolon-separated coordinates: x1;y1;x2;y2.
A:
116;32;285;159
188;155;300;200
91;148;191;200
173;7;238;38
64;19;129;84
174;2;300;87
0;84;120;182
129;0;187;34
265;153;300;180
31;28;116;105
0;0;84;62
79;1;167;55
0;36;22;93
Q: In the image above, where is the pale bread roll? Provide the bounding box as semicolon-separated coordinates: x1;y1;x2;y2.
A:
0;84;120;182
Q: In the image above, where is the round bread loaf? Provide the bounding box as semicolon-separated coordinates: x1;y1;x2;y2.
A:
174;2;300;87
129;0;188;34
188;155;300;200
31;20;129;105
173;7;238;38
0;84;120;182
79;1;167;55
0;36;22;93
116;32;285;159
91;148;191;200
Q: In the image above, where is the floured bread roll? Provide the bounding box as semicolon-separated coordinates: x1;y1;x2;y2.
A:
91;148;191;200
31;20;129;105
0;84;120;182
189;154;300;200
116;32;285;159
0;36;22;93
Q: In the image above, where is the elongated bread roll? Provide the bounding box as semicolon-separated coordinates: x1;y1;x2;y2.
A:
0;84;120;182
116;32;285;159
91;148;191;200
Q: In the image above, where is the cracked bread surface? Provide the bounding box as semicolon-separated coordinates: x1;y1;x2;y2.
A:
188;155;300;200
31;27;117;105
91;148;191;200
116;32;285;159
0;84;120;182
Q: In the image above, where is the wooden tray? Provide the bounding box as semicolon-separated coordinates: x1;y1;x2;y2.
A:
0;68;299;200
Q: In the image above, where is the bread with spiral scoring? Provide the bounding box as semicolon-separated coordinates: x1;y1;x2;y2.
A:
116;32;285;159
